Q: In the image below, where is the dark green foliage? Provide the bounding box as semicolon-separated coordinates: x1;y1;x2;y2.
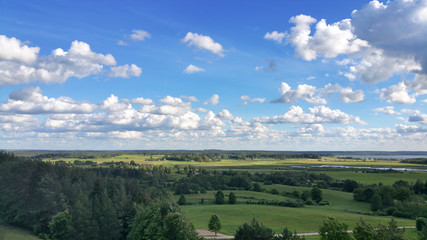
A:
419;224;427;240
276;227;305;240
370;193;383;211
318;217;351;240
234;218;274;240
253;183;262;192
353;218;375;240
126;200;199;240
342;180;358;192
228;192;237;204
375;219;405;240
416;217;427;231
49;209;72;240
311;187;323;204
208;215;221;236
178;195;187;205
215;190;225;204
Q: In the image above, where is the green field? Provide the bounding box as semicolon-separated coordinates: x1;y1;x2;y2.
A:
182;204;414;235
174;190;296;204
315;170;427;185
0;224;40;240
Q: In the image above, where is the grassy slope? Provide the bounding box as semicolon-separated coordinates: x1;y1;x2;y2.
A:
182;204;414;235
0;224;40;240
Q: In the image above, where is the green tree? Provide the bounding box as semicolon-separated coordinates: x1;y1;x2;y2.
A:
311;187;322;204
353;218;375;240
277;227;305;240
234;218;274;240
229;192;236;204
253;183;262;192
208;215;222;236
416;217;427;231
375;218;404;240
419;224;427;240
215;190;225;204
127;199;199;240
370;193;383;211
178;195;187;205
49;209;73;240
318;217;351;240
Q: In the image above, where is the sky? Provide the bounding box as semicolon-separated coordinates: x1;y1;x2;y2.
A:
0;0;427;151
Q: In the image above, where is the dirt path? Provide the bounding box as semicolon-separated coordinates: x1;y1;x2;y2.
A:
197;226;416;239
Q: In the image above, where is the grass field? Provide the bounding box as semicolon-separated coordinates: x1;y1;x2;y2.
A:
0;224;40;240
182;204;414;235
315;170;427;185
174;190;296;205
45;154;427;169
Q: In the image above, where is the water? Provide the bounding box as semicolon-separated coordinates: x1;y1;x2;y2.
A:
291;165;427;172
336;154;427;160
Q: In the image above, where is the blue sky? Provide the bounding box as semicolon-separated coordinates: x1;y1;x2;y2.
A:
1;0;427;150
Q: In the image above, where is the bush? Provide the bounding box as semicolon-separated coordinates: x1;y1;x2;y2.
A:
416;217;427;231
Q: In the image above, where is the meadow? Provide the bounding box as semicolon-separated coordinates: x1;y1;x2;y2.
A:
0;224;40;240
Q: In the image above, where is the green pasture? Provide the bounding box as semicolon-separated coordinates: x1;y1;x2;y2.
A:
315;170;427;185
0;224;40;240
182;204;414;235
44;154;427;170
260;184;371;213
174;190;296;205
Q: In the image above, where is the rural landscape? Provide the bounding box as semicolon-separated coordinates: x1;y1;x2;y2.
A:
2;0;427;239
1;150;427;239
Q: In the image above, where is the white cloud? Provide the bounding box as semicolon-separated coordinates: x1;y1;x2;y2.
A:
0;35;40;63
254;66;263;71
287;15;368;61
240;95;266;105
182;32;225;57
117;40;127;46
109;64;142;78
373;106;401;115
0;86;96;114
128;97;154;105
272;82;364;104
0;37;141;86
129;29;151;41
203;94;219;105
255;105;366;125
217;109;234;120
183;64;205;74
272;82;327;104
180;96;199;102
379;81;416;104
99;94;130;112
264;31;287;44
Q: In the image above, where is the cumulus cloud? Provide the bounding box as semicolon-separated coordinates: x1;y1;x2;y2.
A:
379;81;416;104
278;0;427;91
255;105;366;125
240;95;266;105
264;31;287;44
0;35;40;63
272;82;327;104
272;82;364;104
182;32;225;57
0;86;95;114
129;29;151;41
373;106;401;115
217;109;234;120
109;64;142;78
203;94;219;105
0;36;141;86
183;64;205;74
287;15;368;61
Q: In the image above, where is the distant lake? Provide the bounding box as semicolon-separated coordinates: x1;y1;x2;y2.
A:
336;154;427;159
